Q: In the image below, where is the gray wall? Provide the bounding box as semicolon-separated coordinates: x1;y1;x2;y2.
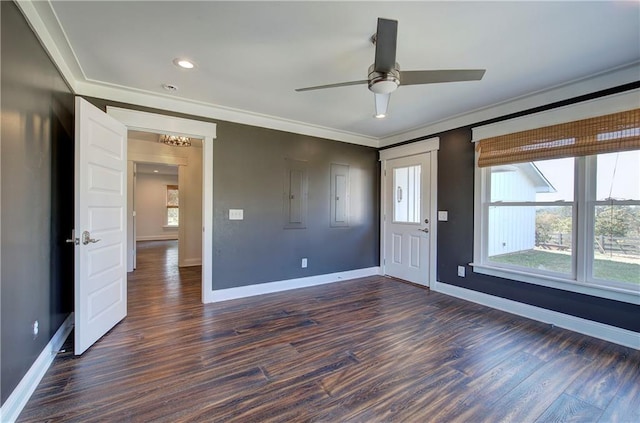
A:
212;123;379;289
1;1;74;404
87;96;381;291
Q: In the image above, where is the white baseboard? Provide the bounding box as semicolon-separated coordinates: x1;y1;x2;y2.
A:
207;267;381;303
0;313;74;423
179;258;202;267
432;281;639;349
136;235;178;241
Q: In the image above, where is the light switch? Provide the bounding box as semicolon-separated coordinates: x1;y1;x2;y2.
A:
438;211;448;221
229;209;244;220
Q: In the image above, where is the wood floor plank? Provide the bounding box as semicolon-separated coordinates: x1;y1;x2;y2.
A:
598;360;640;423
535;393;603;423
564;343;634;410
468;353;592;423
16;240;640;422
435;350;545;422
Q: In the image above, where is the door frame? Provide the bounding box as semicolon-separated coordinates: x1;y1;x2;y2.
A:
379;137;439;287
106;107;216;303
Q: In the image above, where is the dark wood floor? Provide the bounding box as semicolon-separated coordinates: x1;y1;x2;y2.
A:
18;240;640;422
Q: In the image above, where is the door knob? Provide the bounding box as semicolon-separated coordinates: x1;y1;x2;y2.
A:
82;231;101;245
418;228;429;233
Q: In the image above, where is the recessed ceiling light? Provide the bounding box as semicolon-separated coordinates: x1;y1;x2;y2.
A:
173;58;195;69
153;170;159;173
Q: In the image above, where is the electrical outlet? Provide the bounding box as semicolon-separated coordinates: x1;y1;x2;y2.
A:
301;258;308;268
33;320;39;338
457;266;466;277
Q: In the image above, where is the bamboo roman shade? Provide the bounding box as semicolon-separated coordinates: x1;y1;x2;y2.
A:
476;108;640;167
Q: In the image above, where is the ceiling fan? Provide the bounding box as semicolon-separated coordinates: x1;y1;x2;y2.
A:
295;18;486;118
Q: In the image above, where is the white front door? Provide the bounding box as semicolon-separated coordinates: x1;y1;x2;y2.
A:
74;97;127;355
383;153;431;285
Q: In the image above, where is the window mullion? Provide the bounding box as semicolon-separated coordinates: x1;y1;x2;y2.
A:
575;156;592;284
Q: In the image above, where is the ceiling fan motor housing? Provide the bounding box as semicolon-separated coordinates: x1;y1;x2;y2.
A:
368;63;400;94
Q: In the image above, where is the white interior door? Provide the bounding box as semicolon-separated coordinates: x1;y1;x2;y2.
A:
383;153;431;285
74;97;127;355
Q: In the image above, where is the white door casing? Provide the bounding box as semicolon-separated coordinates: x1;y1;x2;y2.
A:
74;97;128;355
380;138;439;287
106;106;216;303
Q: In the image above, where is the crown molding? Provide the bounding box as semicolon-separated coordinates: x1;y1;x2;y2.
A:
17;1;640;150
16;0;378;147
78;80;379;147
379;62;640;147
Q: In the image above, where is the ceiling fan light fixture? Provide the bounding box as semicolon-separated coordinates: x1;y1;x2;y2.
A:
159;134;191;147
368;64;400;94
369;79;398;94
374;93;391;119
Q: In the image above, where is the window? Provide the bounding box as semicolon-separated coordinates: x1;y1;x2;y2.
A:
166;185;179;226
393;165;421;223
473;97;639;303
487;158;574;276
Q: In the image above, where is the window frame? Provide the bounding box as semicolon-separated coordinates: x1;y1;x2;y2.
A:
472;90;640;305
166;184;179;227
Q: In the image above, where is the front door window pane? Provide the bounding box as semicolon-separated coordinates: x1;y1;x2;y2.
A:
393;165;421;223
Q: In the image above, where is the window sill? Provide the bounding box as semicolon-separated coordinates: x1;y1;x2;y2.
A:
163;225;179;229
470;263;639;305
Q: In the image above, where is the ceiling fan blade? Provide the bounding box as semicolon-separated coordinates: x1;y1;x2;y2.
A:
295;80;368;92
400;69;486;86
374;18;398;73
374;93;391;118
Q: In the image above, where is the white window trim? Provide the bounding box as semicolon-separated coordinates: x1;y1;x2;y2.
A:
471;91;640;305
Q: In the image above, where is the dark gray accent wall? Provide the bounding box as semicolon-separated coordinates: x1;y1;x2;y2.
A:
1;1;75;404
84;98;380;292
212;123;379;289
435;128;640;332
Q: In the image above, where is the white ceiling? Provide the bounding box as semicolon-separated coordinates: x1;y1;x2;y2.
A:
22;1;640;147
136;163;178;176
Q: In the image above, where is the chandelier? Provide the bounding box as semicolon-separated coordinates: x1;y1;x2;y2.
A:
159;134;191;147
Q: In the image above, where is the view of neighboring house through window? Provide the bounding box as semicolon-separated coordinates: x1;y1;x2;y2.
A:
487;157;574;276
485;153;640;287
166;185;179;226
473;105;640;301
